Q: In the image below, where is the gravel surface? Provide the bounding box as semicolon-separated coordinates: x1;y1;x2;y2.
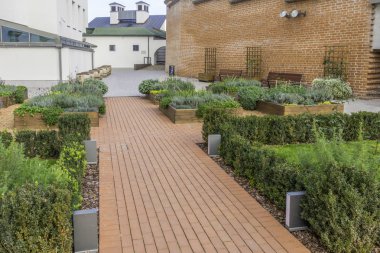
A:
81;153;99;210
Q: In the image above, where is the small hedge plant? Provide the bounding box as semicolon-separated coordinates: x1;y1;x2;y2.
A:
15;130;61;158
58;113;91;143
138;79;159;94
312;78;352;100
203;110;380;145
0;84;27;103
0;184;73;253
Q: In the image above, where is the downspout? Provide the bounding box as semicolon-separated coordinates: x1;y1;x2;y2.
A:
148;36;150;64
58;46;63;83
92;50;94;69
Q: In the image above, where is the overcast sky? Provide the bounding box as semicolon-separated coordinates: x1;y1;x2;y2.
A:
88;0;166;21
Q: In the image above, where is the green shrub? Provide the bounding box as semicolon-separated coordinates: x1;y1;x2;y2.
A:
202;110;380;144
0;130;13;148
237;86;265;110
312;78;353;100
15;130;37;157
0;141;71;195
35;131;61;158
14;105;64;126
99;102;106;115
302;163;379;253
56;142;87;209
162;78;195;92
15;130;60;159
169;92;235;110
138;79;159;94
14;86;27;103
196;99;240;118
83;78;108;95
0;184;73;252
58;113;91;143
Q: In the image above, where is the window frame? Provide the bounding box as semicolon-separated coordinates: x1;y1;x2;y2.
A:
133;45;139;52
109;45;116;51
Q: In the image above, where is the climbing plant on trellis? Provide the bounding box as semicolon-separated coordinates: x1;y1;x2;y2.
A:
246;47;262;79
204;48;217;74
323;46;348;80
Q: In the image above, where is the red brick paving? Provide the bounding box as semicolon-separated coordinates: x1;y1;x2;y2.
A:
92;97;310;253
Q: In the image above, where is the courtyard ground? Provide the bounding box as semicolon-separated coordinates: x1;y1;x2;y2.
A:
92;97;310;253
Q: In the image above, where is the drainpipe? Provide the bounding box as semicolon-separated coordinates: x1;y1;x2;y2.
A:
58;46;63;83
148;36;150;64
92;50;94;69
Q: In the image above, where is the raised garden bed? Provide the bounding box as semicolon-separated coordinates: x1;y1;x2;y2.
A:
0;96;15;109
256;101;344;116
14;112;99;130
147;93;160;105
160;106;202;124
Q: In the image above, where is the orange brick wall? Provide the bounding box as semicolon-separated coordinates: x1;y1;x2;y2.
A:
166;0;374;96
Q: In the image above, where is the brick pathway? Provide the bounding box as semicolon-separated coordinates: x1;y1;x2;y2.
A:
92;97;310;253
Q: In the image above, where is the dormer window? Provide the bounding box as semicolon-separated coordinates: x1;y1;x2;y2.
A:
138;5;142;11
111;6;116;12
144;5;148;11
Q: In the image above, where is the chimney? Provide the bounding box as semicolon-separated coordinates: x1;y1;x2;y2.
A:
109;2;125;25
136;1;150;24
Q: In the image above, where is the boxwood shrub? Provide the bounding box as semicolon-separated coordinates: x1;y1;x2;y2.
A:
15;130;61;158
0;184;73;252
203;110;380;144
58;113;91;143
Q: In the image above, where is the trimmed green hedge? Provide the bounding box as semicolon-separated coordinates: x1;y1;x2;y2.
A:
15;130;61;158
58;113;91;143
0;184;73;252
203;111;380;144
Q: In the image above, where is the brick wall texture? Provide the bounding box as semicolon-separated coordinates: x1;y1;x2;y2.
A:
166;0;377;96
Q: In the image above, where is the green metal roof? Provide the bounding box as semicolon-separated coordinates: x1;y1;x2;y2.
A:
85;27;166;38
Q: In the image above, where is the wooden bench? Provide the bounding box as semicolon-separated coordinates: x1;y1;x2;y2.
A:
262;72;303;88
216;69;243;81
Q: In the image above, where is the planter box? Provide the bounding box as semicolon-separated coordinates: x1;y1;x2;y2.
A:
198;73;215;82
160;106;202;124
14;112;99;130
0;96;15;109
256;101;344;116
148;94;160;105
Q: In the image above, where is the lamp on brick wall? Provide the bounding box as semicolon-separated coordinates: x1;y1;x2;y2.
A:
290;9;306;18
280;10;290;18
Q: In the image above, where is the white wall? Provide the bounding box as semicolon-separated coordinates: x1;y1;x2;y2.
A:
0;47;92;87
86;36;166;68
0;0;87;40
61;48;93;80
0;47;60;81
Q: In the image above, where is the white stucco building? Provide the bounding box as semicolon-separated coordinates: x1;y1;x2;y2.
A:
0;0;94;87
85;1;166;69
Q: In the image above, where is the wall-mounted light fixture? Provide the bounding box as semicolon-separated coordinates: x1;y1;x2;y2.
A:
280;10;290;18
290;9;306;18
280;9;306;19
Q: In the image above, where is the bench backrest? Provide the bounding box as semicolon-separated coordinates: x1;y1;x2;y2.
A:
267;72;302;83
218;69;243;81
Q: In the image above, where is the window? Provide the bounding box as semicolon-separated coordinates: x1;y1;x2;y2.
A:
133;45;139;51
111;6;116;12
30;34;55;43
138;5;142;10
109;45;116;51
2;26;29;42
144;5;148;11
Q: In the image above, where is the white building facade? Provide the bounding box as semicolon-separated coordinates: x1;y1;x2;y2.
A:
85;1;166;69
0;0;94;87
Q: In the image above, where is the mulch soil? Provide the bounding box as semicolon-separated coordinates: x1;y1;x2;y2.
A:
81;151;99;210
